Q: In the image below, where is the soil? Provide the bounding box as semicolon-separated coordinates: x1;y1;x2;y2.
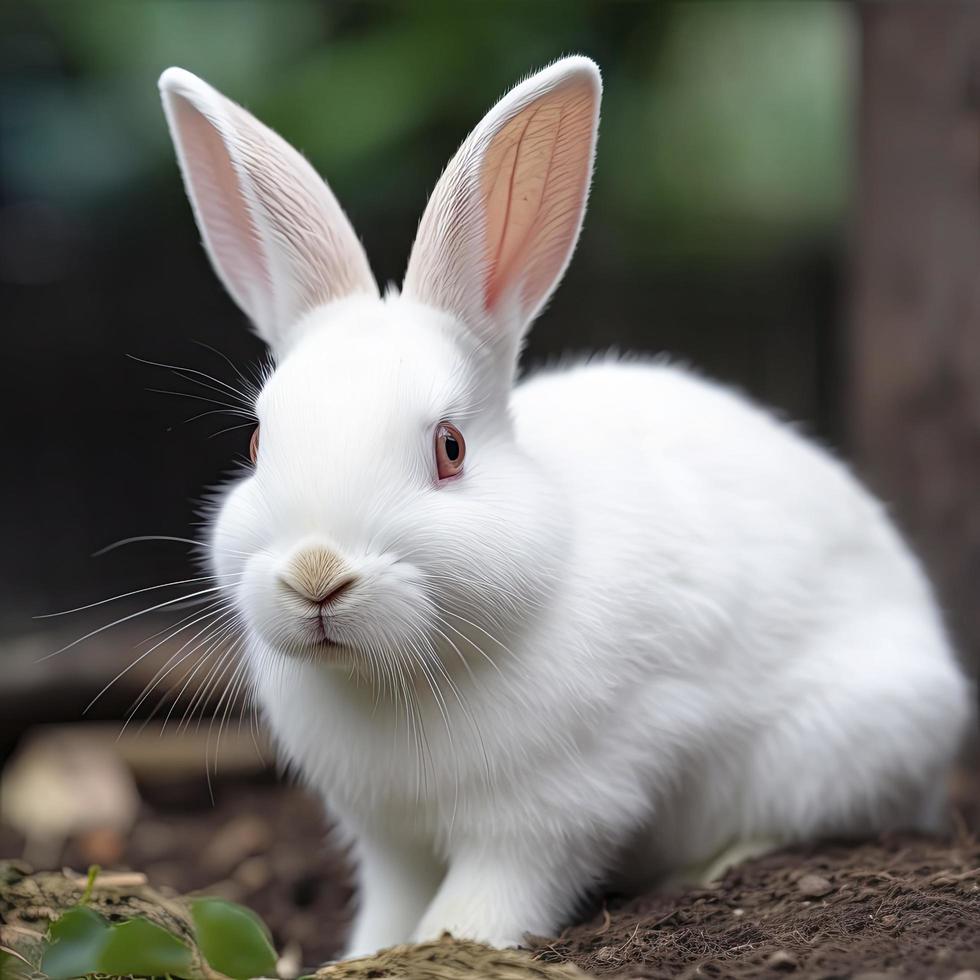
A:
529;832;980;980
3;766;978;979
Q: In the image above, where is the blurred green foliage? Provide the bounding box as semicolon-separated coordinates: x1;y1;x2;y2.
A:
0;0;854;636
34;894;276;979
2;0;851;262
41;906;194;979
0;865;279;980
188;897;278;980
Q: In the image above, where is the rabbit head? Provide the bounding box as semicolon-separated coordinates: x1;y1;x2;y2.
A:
158;58;601;673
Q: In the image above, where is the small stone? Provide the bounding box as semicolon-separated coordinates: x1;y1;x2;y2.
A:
77;826;126;866
797;873;834;897
767;950;797;971
950;971;980;980
732;907;745;917
276;941;302;980
203;814;270;873
234;855;271;892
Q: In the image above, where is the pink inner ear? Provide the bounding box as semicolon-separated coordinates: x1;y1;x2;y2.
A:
168;95;271;316
480;77;597;316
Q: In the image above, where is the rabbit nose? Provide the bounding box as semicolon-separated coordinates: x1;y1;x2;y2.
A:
281;548;357;606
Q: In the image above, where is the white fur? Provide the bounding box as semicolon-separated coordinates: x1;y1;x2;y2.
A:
159;58;972;956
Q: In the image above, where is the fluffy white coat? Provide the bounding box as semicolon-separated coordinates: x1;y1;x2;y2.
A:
158;57;972;956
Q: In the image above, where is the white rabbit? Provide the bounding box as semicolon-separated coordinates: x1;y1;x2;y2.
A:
158;57;972;956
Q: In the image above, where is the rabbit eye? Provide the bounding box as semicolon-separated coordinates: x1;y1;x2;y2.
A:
249;425;260;464
435;423;465;481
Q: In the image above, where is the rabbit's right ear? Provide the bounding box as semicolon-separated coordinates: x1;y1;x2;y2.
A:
159;68;377;355
403;57;601;376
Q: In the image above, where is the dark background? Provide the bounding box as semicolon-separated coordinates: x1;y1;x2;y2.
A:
0;1;976;722
1;0;852;633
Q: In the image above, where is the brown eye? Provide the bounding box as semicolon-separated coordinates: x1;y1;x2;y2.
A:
249;425;260;464
435;423;465;481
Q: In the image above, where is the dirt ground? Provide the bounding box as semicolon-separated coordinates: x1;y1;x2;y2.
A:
2;765;978;979
530;831;980;979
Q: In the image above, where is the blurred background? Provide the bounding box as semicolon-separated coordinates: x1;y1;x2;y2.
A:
1;0;977;968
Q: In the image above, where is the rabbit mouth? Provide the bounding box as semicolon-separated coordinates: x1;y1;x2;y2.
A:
270;623;346;661
303;614;343;648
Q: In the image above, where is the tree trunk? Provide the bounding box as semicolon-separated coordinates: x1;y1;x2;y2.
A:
852;3;980;682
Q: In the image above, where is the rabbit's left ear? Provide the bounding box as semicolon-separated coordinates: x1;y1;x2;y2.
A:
159;68;378;355
403;57;601;370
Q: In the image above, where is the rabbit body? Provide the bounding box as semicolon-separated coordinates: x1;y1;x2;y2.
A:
157;57;972;957
248;339;969;953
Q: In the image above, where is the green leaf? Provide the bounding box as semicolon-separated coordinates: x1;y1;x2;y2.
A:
41;906;194;980
97;917;194;978
40;906;109;980
190;897;277;980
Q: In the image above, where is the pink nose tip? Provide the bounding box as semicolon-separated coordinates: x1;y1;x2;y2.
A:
282;572;357;606
281;548;357;606
312;576;356;606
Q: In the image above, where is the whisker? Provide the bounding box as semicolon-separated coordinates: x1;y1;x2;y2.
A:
127;353;257;408
191;341;262;402
35;576;220;619
209;652;252;780
134;591;241;648
209;421;258;440
93;535;251;558
86;600;234;714
178;631;245;733
436;607;516;666
124;603;239;725
146;387;254;416
39;586;229;663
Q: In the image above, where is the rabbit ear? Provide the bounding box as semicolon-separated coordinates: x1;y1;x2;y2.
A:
403;57;600;368
159;68;378;353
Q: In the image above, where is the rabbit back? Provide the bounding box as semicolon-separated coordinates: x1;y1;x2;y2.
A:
507;355;970;861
